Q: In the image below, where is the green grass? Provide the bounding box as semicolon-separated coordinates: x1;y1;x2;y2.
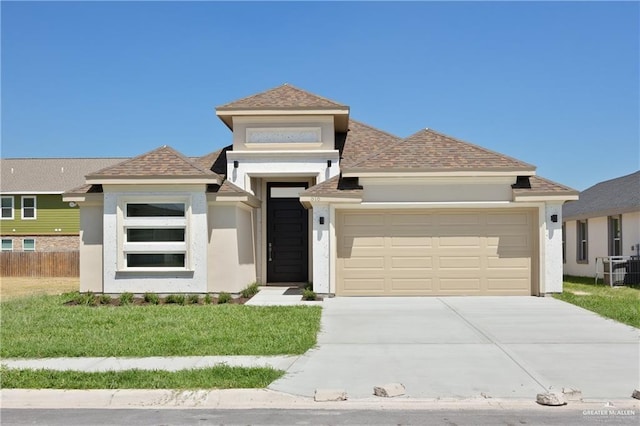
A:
1;293;322;358
0;366;283;389
555;275;640;328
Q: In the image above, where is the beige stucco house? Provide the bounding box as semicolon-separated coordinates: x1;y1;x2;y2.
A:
563;170;640;280
64;84;578;296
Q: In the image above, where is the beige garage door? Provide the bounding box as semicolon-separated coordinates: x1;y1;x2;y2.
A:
337;209;536;296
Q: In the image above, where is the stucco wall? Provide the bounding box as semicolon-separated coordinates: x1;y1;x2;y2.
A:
564;211;640;277
622;211;640;256
311;203;330;294
232;115;335;152
102;186;208;294
208;203;257;293
543;202;564;293
360;178;514;203
79;204;103;293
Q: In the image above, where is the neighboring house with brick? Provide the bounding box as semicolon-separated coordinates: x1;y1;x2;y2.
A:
1;158;123;252
64;84;578;296
563;170;640;279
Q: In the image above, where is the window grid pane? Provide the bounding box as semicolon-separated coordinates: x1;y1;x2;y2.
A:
127;228;185;242
127;253;185;268
2;239;13;251
127;203;185;217
23;239;35;251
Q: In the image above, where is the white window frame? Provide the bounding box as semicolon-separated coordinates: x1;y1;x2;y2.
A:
21;196;37;220
23;238;36;252
1;239;13;251
117;197;191;272
1;196;14;220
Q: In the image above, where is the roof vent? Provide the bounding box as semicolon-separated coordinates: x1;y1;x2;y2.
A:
512;176;532;189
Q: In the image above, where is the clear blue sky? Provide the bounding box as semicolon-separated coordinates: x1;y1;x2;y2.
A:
2;1;638;191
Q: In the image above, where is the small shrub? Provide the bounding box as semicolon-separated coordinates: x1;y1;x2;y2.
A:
217;292;232;304
240;282;260;299
304;282;313;291
119;292;134;306
143;293;159;305
98;294;112;305
203;293;212;305
74;292;96;306
165;294;185;305
302;289;317;301
187;294;200;305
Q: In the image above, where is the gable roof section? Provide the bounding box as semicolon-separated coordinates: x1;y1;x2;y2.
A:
1;158;124;194
86;145;221;183
338;119;402;167
194;145;231;177
342;128;536;176
563;170;640;220
217;84;347;110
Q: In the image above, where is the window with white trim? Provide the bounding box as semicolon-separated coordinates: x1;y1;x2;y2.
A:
21;196;36;220
1;196;14;219
1;239;13;251
121;201;188;270
23;238;36;251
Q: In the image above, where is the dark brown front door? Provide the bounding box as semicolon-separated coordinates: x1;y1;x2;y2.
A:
267;182;309;283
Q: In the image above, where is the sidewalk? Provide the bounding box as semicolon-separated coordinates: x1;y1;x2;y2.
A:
1;355;298;372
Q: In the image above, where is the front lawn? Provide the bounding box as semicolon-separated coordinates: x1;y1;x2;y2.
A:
555;276;640;328
0;365;283;389
1;293;322;358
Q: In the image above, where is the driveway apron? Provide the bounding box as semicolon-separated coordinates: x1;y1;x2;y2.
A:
268;297;639;399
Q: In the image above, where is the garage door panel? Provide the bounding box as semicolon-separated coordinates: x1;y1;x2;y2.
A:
439;256;481;269
391;256;433;269
337;210;534;296
342;278;385;292
486;212;530;225
439;278;482;291
390;279;433;291
438;236;481;248
343;256;385;269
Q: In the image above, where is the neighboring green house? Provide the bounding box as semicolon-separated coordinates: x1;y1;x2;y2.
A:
1;158;123;252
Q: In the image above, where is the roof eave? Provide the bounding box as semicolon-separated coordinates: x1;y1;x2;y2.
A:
216;108;350;132
341;169;537;178
86;176;222;185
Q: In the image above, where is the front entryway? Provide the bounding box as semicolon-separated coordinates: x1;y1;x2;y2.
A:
266;182;309;283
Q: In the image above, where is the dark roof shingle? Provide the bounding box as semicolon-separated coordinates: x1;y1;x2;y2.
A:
563;170;639;220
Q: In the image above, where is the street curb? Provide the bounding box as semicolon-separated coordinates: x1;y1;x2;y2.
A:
2;389;639;411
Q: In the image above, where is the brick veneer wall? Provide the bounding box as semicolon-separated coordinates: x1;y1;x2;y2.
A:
1;235;79;252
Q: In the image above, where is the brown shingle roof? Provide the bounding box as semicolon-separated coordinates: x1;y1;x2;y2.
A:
207;180;253;196
344;128;536;173
64;184;103;195
87;146;221;179
513;175;578;197
195;146;231;177
338;120;402;167
302;175;363;198
217;84;347;110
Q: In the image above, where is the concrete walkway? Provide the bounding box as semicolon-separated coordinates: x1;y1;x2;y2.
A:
244;286;323;306
1;355;298;372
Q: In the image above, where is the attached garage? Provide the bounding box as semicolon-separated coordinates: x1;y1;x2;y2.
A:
336;209;537;296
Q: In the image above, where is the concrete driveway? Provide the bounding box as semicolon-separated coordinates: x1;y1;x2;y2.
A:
269;297;639;399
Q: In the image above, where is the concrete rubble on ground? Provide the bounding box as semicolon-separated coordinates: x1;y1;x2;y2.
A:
314;389;348;402
373;383;406;398
536;391;567;406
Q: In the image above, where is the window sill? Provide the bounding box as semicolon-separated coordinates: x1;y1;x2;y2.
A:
576;260;589;264
116;269;194;278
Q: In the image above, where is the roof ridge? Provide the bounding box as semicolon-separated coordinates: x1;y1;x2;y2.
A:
420;128;536;171
87;145;218;177
586;169;640;190
216;83;346;109
343;126;409;169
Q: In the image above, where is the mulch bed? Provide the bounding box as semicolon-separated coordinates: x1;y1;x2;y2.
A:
64;294;250;307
